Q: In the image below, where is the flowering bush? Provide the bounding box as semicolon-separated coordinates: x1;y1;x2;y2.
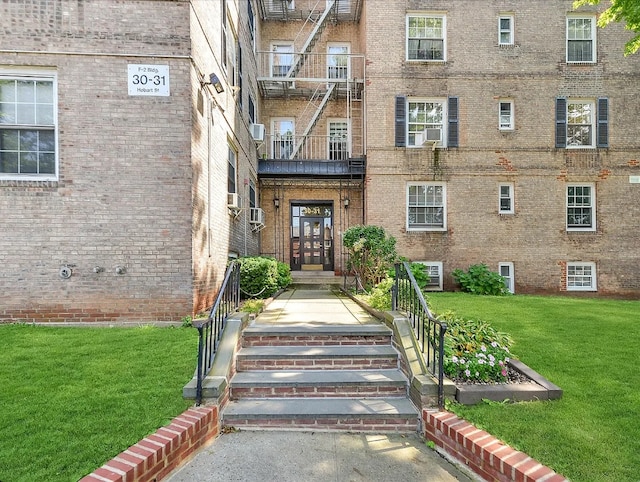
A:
438;310;515;383
445;341;511;383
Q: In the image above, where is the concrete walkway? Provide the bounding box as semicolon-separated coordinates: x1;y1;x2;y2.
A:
165;288;476;482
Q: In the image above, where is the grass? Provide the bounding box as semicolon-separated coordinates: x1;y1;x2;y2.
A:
0;324;198;482
427;292;640;482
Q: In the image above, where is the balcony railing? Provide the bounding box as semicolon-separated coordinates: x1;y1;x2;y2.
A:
256;51;365;84
259;134;356;161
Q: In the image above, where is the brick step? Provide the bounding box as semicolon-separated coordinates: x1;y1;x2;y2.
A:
236;345;399;370
242;324;392;347
229;369;408;399
222;397;419;433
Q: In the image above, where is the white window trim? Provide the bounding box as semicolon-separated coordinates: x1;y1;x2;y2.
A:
499;99;514;130
418;261;444;291
567;262;597;291
270;42;295;79
326;42;351;81
566;15;597;64
498;14;514;46
499;183;514;214
566;99;596;149
406;182;447;232
566;183;596;232
0;68;59;181
407;97;448;148
406;14;447;62
499;262;515;294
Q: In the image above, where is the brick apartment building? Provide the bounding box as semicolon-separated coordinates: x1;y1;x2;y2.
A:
0;0;638;323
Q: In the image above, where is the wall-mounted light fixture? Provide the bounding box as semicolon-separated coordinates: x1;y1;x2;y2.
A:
273;198;280;209
202;73;224;93
343;198;350;209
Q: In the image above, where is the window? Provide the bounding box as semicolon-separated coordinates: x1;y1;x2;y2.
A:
247;0;255;49
328;120;348;160
407;15;446;61
567;16;596;63
0;72;57;179
419;262;443;291
407;182;446;231
249;179;256;209
327;44;350;80
556;97;608;148
499;183;514;214
227;144;237;194
498;15;514;45
248;95;256;124
271;118;294;158
396;96;458;148
567;184;595;231
499;262;515;293
407;99;445;147
499;100;514;130
271;43;294;77
567;262;597;291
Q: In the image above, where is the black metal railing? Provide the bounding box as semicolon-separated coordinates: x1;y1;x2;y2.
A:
194;260;241;406
392;261;448;408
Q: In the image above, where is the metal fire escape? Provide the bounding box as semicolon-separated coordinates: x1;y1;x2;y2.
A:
256;0;366;176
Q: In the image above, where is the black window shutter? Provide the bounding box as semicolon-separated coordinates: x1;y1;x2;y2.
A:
395;95;406;147
597;97;609;148
556;97;567;148
448;96;459;148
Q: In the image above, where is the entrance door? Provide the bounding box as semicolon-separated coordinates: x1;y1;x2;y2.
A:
301;217;323;270
290;204;334;271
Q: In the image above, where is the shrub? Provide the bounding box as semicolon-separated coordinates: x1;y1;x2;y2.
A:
438;310;514;383
365;277;395;311
239;257;290;299
452;264;510;296
343;225;397;290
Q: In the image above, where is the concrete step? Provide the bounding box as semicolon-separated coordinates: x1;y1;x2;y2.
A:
222;397;419;433
229;369;408;399
242;324;392;347
236;345;399;371
290;271;343;289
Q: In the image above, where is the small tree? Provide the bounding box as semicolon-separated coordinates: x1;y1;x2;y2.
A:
343;225;397;290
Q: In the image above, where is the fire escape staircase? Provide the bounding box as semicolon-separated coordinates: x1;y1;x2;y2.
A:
289;83;336;159
285;0;336;79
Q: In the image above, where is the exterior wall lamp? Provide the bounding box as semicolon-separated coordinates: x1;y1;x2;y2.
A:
343;198;350;208
273;198;280;209
202;73;224;93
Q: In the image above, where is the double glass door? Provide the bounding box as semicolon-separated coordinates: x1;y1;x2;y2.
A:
291;205;333;271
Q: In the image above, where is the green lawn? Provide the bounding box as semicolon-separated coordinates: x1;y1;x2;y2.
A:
0;324;198;482
427;293;640;482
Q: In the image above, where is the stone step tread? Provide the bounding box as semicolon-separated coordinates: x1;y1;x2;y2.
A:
237;345;398;359
243;324;391;336
223;397;418;419
230;369;408;387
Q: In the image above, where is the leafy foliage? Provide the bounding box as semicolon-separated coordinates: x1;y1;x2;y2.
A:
239;256;290;299
574;0;640;55
343;225;397;290
452;264;510;296
438;310;514;383
365;277;395;311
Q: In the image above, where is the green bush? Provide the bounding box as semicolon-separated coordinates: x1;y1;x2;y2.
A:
365;277;395;311
239;257;290;299
452;264;510;296
438;310;515;383
343;225;397;290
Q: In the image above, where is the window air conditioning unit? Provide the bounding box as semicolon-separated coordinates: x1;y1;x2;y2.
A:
249;207;266;231
250;123;265;142
415;128;442;146
227;193;241;209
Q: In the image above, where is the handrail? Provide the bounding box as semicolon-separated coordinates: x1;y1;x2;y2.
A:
194;260;241;406
392;261;448;408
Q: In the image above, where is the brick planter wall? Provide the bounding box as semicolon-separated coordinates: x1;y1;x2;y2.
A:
79;406;219;482
424;410;569;482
